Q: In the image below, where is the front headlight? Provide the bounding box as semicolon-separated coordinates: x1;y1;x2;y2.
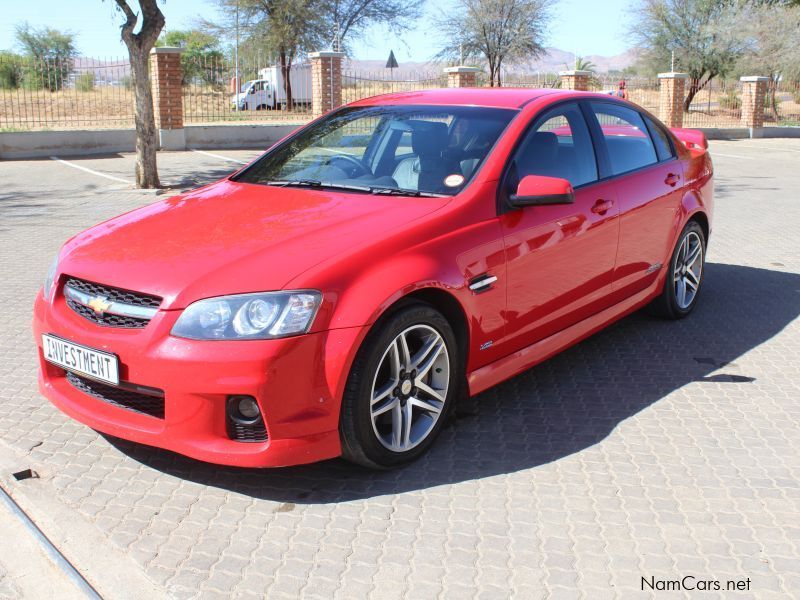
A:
42;254;59;300
171;291;322;340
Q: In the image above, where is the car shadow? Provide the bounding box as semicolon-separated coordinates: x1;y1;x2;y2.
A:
105;262;800;503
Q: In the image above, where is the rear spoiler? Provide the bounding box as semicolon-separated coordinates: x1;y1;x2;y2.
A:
669;128;708;151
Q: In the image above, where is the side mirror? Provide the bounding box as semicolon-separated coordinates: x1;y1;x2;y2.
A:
509;175;575;208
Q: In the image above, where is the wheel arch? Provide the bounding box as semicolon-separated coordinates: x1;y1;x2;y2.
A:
689;210;710;243
382;288;470;365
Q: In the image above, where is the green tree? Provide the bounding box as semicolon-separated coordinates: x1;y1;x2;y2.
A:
157;29;224;85
436;0;554;87
731;3;800;118
15;23;77;91
206;0;423;106
572;56;596;72
0;51;22;90
207;0;326;109
635;0;745;111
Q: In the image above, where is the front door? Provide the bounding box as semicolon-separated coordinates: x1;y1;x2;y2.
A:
498;102;620;353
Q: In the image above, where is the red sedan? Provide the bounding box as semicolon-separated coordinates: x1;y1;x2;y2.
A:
33;88;713;469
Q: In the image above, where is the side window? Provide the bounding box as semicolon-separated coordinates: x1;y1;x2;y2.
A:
512;103;598;189
394;131;413;158
590;102;658;175
643;115;675;162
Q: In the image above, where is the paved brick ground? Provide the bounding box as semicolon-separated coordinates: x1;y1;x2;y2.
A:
1;141;799;599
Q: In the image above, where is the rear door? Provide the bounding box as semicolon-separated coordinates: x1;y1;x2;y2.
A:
498;102;620;353
586;102;684;298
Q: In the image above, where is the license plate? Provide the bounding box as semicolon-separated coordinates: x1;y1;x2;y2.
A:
42;334;119;385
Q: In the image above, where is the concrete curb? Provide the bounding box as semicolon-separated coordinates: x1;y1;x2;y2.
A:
0;442;167;599
1;123;302;159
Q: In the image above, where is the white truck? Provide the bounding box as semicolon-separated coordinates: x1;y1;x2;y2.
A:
231;63;312;111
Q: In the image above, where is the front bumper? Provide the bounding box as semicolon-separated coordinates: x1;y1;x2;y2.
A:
33;289;365;467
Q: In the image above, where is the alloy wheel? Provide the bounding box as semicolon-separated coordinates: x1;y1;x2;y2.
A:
673;231;703;310
369;324;450;452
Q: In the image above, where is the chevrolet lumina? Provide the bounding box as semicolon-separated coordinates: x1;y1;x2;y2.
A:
33;88;713;469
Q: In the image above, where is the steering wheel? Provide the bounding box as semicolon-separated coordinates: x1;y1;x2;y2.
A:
324;153;371;178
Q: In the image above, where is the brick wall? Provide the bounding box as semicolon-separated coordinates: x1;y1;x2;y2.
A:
658;72;687;128
149;47;184;130
310;51;345;117
559;70;591;91
741;76;768;130
444;67;480;88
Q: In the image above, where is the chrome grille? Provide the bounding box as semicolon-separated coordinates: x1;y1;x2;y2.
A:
64;277;161;329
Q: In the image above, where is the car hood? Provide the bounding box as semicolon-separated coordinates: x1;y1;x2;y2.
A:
59;180;450;309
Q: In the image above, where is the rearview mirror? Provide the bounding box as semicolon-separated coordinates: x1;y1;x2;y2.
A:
509;175;575;208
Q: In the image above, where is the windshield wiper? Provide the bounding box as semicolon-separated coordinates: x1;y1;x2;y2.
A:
265;180;374;193
369;187;448;198
266;179;324;188
265;180;447;198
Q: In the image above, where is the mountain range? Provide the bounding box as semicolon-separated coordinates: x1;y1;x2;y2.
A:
345;47;639;77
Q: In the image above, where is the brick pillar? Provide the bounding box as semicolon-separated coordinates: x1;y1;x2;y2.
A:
310;51;344;117
559;70;591;91
149;46;185;150
658;72;688;128
444;66;481;88
740;76;768;137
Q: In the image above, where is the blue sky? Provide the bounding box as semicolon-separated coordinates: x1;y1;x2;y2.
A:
0;0;632;62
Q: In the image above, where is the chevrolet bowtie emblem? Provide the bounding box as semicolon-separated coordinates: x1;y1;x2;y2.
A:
87;295;112;315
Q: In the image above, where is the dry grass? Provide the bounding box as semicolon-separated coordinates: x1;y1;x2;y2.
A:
0;87;135;129
1;81;797;131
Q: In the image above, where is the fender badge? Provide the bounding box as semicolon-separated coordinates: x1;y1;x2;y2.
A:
645;262;663;274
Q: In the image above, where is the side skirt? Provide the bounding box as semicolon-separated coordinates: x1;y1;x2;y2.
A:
467;279;662;396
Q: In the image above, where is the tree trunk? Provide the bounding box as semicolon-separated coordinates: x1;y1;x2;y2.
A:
683;78;700;113
129;53;160;188
487;62;497;87
286;57;294;111
115;0;165;189
279;49;293;110
768;76;779;122
683;76;713;113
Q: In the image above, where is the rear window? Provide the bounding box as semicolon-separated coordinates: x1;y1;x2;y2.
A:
590;102;658;176
643;115;675;162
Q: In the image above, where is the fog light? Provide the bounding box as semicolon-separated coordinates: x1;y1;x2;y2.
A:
228;395;261;424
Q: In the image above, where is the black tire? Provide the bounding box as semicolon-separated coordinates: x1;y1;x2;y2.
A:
649;220;706;319
339;303;460;469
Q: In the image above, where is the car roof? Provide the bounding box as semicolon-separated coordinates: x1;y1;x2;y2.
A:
347;87;603;109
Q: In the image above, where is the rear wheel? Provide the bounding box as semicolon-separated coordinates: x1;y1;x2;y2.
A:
649;220;706;319
340;304;459;469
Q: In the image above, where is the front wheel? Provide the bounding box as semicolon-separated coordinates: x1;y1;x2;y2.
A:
649;220;706;319
339;304;459;469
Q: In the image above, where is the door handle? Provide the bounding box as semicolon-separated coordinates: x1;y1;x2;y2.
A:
591;199;614;215
665;173;680;186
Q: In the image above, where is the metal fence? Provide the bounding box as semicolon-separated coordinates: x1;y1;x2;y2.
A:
2;52;799;131
500;72;560;88
181;54;314;125
0;56;135;130
342;70;447;104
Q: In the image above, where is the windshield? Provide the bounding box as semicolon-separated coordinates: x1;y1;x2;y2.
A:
233;105;517;196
